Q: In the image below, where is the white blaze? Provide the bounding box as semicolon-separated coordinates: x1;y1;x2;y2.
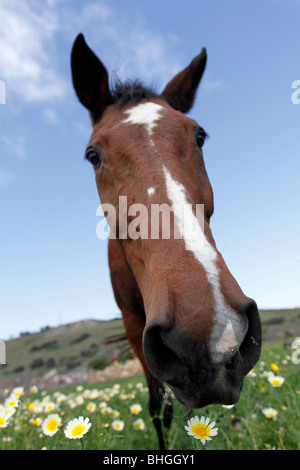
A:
163;165;244;361
122;102;164;141
147;187;155;196
215;321;237;354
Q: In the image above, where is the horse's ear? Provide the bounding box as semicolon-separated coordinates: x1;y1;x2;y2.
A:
161;48;207;113
71;34;112;123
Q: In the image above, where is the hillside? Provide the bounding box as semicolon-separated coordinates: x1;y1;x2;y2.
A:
0;318;128;391
0;309;299;392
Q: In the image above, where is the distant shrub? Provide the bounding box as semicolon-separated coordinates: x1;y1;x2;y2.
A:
88;356;109;370
40;325;50;332
70;333;90;344
30;358;44;369
45;358;56;368
66;357;82;370
13;365;25;373
81;349;97;358
118;350;134;363
30;340;58;352
264;317;284;325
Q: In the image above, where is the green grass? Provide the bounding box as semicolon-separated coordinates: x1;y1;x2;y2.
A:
0;342;299;450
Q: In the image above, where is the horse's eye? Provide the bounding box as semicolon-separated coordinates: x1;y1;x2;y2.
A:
86;148;102;169
196;130;206;149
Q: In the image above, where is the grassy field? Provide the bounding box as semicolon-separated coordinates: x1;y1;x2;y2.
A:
0;341;299;450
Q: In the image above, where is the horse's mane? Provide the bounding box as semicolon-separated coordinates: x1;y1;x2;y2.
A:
111;79;158;107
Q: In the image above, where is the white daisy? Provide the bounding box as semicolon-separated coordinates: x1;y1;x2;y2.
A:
42;413;62;436
268;375;285;387
64;416;91;439
0;410;10;428
262;407;278;419
133;418;145;430
11;387;24;398
111;419;125;431
185;415;218;445
130;403;142;415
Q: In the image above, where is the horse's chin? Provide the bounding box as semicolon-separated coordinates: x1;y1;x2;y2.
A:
167;379;243;410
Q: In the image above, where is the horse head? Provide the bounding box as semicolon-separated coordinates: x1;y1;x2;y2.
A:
71;33;261;413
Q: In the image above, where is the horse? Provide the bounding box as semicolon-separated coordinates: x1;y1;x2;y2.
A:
70;34;262;449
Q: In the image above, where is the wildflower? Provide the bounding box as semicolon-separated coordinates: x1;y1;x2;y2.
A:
268;375;285;387
270;363;279;372
185;416;218;445
44;402;56;413
4;396;19;408
247;369;256;378
11;387;24;398
75;396;84;406
86;402;96;413
133;418;145;430
261;370;274;378
101;406;113;416
56;394;67;404
0;410;10;428
222;404;235;409
42;414;62;436
262;408;278;419
130;403;142;415
64;417;91;439
112;419;125;431
30;417;42;426
4;406;16;419
30;385;39;394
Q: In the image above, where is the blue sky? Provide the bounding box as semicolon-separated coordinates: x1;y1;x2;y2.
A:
0;0;299;339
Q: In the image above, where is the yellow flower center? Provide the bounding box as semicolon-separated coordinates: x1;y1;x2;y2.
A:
115;423;121;429
191;423;211;439
272;379;280;386
71;424;85;437
8;401;16;407
0;417;6;426
47;419;59;433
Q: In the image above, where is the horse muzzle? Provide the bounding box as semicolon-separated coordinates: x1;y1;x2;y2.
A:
143;300;261;408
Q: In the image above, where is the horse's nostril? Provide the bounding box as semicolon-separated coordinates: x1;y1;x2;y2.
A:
225;350;241;370
143;323;187;388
